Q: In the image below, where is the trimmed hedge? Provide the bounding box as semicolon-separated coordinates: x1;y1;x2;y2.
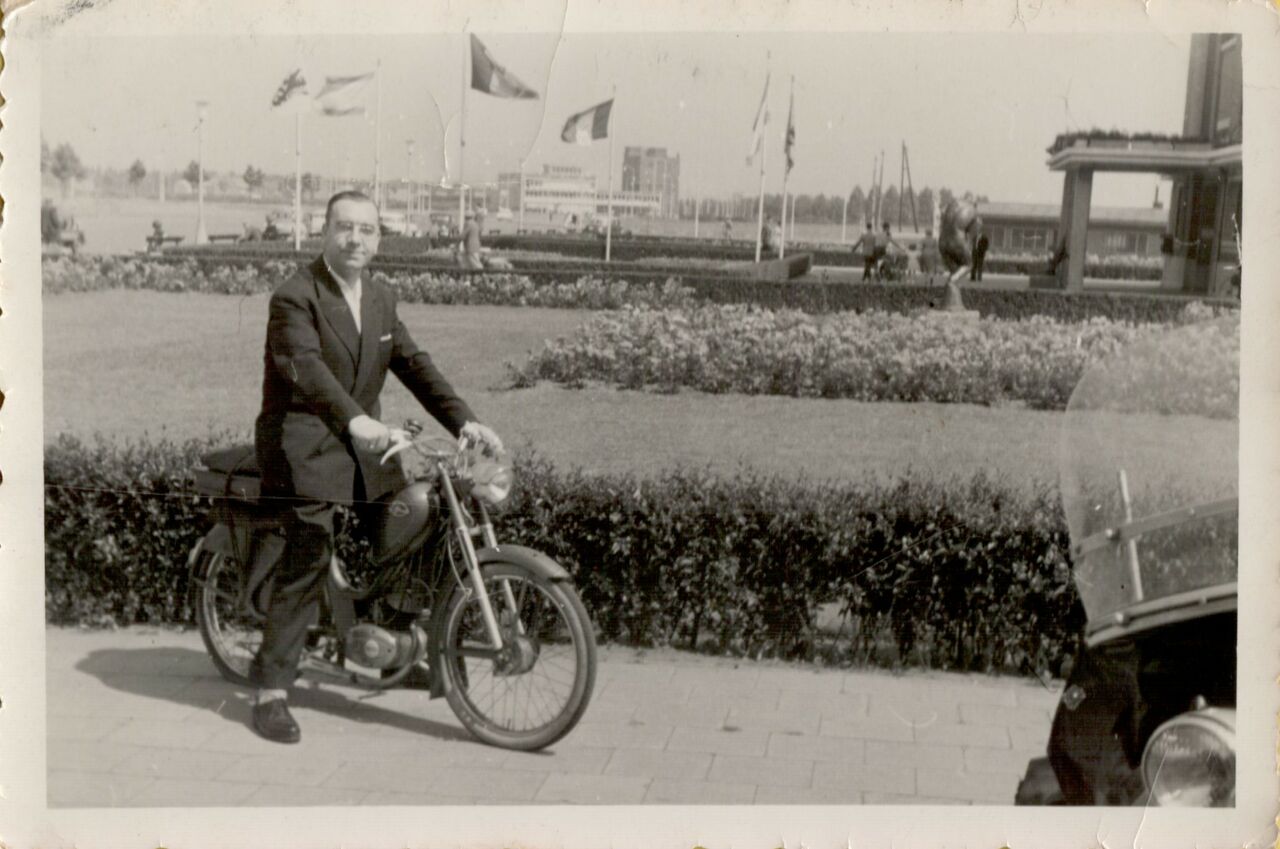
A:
169;234;1167;279
43;255;1237;324
45;433;1081;675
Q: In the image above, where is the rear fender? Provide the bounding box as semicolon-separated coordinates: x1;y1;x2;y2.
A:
424;544;573;699
186;524;242;611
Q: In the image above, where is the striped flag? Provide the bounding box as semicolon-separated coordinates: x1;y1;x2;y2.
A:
784;82;796;175
746;71;770;167
271;69;308;108
470;35;539;99
314;72;375;116
560;99;613;146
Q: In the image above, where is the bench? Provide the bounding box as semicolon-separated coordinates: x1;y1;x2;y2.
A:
145;235;185;252
208;233;241;244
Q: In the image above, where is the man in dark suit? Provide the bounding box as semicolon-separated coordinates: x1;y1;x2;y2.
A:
970;225;990;282
251;190;501;743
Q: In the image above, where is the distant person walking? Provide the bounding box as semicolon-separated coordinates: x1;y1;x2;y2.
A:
920;228;939;278
857;221;878;280
970;225;989;281
458;209;484;271
722;218;734;240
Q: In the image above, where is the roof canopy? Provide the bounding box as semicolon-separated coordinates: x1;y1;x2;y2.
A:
1048;143;1242;176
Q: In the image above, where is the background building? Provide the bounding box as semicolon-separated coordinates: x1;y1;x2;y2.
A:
976;202;1166;256
622;146;681;218
499;163;661;226
1047;33;1242;294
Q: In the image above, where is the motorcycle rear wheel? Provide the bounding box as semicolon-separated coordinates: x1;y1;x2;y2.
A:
194;551;262;687
439;562;596;751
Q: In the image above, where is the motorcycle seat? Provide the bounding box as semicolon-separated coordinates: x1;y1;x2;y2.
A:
194;444;262;502
201;444;260;477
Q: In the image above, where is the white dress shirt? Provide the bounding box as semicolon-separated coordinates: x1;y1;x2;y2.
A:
324;258;362;334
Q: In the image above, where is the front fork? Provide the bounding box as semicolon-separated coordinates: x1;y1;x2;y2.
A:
439;471;512;651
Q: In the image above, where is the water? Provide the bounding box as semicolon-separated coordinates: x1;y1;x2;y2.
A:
53;195;913;256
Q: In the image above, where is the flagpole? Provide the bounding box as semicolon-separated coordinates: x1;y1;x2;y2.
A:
459;39;468;229
374;61;383;209
779;171;789;259
293;110;303;252
195;100;208;245
841;188;848;243
870;158;880;227
517;164;525;233
605;86;616;263
753;132;767;263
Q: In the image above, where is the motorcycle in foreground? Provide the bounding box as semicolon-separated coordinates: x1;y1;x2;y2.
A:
1016;315;1238;806
187;426;597;751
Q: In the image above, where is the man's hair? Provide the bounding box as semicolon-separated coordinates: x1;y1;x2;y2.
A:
325;190;379;226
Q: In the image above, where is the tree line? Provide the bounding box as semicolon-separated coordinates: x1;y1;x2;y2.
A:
684;185;991;229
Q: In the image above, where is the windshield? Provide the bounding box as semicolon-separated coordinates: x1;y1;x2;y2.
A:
1060;314;1238;642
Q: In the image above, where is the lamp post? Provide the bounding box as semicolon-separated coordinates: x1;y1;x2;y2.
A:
195;100;209;245
406;139;416;226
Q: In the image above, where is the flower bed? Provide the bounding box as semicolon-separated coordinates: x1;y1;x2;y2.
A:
44;433;1080;675
513;303;1238;413
41;255;697;310
43;255;1233;323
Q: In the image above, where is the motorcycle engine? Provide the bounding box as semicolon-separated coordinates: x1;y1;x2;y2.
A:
344;624;417;669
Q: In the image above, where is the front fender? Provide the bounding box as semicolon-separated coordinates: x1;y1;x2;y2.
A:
475;544;572;583
424;543;573;700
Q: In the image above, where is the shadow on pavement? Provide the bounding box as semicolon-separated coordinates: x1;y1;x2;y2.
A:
74;647;475;743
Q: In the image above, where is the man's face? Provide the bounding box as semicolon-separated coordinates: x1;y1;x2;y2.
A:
323;198;381;278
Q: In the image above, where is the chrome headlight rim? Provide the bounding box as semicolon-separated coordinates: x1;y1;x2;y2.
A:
1141;706;1236;807
466;460;513;505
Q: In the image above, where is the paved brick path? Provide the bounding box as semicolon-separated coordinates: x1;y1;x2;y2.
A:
47;626;1060;806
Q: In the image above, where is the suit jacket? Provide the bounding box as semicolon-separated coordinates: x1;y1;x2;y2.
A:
255;257;476;504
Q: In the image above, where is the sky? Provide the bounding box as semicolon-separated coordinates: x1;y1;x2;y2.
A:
41;31;1193;207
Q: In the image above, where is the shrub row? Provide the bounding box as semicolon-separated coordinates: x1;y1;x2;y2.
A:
681;276;1231;323
514;303;1239;413
982;251;1163;281
170;234;1168;279
44;255;1235;325
44;433;1080;675
42;255;698;310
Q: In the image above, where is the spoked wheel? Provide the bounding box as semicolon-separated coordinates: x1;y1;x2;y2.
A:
194;551;262;686
440;562;596;751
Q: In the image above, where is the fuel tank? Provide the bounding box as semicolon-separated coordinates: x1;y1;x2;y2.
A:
371;481;440;565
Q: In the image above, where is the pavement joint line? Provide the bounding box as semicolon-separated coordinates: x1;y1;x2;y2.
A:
47;626;1057;806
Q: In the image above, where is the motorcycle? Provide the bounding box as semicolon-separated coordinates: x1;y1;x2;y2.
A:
186;425;598;751
1016;316;1238;806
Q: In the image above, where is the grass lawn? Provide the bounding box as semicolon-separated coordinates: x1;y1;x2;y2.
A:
44;291;1069;491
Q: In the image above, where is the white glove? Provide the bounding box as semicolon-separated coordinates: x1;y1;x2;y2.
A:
460;421;504;454
349;415;392;453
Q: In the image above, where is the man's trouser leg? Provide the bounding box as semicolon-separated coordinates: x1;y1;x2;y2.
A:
250;501;336;690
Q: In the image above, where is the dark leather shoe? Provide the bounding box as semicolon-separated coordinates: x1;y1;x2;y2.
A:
251;699;301;744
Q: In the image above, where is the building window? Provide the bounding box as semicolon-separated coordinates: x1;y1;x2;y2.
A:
1102;232;1130;252
1214;36;1243;145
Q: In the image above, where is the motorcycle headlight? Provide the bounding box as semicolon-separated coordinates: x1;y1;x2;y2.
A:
471;466;514;504
1141;707;1235;807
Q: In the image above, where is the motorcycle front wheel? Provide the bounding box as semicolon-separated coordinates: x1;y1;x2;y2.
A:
194;550;262;687
439;561;596;751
